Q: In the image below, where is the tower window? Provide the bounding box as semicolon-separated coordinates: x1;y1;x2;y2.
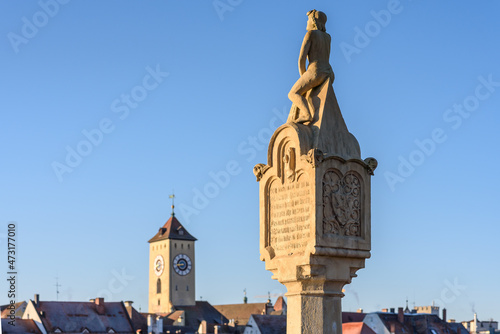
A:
157;278;161;294
188;244;190;249
181;244;184;249
158;299;160;306
175;285;178;291
186;285;189;291
175;243;177;249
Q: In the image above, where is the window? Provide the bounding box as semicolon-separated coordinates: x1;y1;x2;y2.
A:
175;285;178;291
188;244;190;249
175;243;177;249
186;285;189;291
181;244;184;249
157;278;161;294
158;299;160;306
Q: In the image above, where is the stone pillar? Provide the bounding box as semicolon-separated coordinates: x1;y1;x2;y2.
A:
285;280;343;334
255;78;377;334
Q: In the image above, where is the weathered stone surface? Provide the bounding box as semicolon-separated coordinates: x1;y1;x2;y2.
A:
255;9;377;334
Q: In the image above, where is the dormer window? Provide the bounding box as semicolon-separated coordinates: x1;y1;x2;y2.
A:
108;328;116;333
82;328;90;334
179;229;184;235
54;328;62;333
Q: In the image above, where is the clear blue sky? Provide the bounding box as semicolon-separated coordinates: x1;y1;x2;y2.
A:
1;0;499;322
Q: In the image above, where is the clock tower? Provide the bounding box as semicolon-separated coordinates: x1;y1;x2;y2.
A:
148;212;197;313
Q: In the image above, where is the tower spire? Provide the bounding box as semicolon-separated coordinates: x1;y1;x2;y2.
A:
169;193;175;216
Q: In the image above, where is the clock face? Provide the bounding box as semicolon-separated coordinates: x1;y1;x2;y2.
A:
154;255;164;277
172;254;192;276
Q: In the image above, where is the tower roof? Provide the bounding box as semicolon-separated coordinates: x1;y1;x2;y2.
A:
148;215;197;243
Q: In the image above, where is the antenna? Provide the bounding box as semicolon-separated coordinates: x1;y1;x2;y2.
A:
55;277;62;301
169;193;175;216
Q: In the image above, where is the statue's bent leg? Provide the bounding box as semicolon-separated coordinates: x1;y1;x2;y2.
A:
288;71;328;122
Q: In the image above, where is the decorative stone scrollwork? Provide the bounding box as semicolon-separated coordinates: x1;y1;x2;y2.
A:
322;170;362;237
305;148;324;168
364;157;378;175
253;164;270;182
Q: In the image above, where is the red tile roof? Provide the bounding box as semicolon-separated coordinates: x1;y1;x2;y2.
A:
343;322;377;334
273;297;286;312
148;216;196;242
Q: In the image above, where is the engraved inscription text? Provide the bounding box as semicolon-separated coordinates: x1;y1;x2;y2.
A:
268;179;311;255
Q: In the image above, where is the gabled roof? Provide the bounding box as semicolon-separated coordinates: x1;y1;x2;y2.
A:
449;322;470;334
213;302;270;326
124;304;147;333
1;318;43;334
1;301;27;319
343;312;367;323
172;301;227;331
250;314;286;334
371;312;466;334
148;215;197;243
163;310;185;325
343;322;376;334
34;301;134;333
273;296;286;312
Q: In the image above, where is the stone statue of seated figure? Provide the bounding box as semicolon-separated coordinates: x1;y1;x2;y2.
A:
288;10;334;123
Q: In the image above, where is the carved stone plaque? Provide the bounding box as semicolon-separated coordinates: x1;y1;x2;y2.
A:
268;177;312;256
322;169;362;237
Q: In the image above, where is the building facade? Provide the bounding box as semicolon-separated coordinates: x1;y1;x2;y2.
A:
148;214;197;313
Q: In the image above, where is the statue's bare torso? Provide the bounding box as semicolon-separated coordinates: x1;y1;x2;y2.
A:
288;10;334;122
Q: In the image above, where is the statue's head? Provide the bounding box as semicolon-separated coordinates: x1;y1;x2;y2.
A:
306;9;327;32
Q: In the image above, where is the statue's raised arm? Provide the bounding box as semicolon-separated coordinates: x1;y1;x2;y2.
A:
288;10;334;123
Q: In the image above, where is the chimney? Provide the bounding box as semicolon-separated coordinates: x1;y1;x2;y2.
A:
382;308;389;313
156;315;163;334
198;320;208;334
390;308;395;313
398;307;404;324
94;297;105;315
442;308;447;322
147;314;153;334
357;308;364;313
124;301;133;319
89;299;95;303
34;294;40;306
